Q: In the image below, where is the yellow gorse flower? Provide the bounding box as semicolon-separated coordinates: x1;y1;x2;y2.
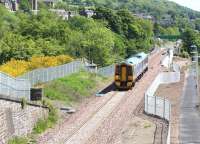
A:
0;55;73;77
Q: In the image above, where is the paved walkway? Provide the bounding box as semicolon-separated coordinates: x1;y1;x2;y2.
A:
180;67;200;143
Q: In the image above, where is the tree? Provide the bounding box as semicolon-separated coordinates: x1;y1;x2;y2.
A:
81;27;115;66
93;7;123;35
181;29;200;54
19;0;31;12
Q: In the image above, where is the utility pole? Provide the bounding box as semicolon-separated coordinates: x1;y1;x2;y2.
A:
191;45;199;107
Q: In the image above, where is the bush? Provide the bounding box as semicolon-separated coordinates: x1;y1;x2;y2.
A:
8;137;28;144
0;55;73;77
180;51;190;58
21;97;27;109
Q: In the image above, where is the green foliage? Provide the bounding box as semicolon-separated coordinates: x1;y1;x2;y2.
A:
0;5;19;37
19;0;31;12
93;7;154;57
8;136;28;144
33;100;58;134
44;71;108;105
180;51;190;58
181;28;200;54
194;18;200;31
21;97;27;109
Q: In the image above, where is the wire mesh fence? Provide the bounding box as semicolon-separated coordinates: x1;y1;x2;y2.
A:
17;60;84;86
97;64;115;77
145;94;171;121
0;72;31;100
0;59;114;100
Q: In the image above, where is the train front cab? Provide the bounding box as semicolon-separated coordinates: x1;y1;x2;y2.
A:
114;64;134;90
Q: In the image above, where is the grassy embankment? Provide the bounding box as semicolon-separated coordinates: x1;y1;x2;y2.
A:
32;70;110;134
8;71;111;143
44;71;110;106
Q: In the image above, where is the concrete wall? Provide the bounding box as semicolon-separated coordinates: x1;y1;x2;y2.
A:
161;49;174;68
0;100;47;143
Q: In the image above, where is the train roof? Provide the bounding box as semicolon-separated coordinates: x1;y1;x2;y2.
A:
125;52;148;65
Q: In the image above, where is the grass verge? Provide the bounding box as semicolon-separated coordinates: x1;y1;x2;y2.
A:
8;137;28;144
44;71;109;105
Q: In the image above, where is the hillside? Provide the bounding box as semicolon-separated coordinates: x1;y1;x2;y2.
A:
66;0;200;30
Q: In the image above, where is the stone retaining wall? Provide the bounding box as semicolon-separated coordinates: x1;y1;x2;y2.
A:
0;100;47;143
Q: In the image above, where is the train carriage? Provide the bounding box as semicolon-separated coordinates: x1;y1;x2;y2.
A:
114;52;148;89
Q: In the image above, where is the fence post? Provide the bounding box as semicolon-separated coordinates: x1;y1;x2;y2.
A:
154;95;156;115
163;96;166;119
146;94;148;113
169;103;171;120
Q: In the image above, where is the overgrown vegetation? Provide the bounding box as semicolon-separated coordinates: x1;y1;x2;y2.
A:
33;99;58;134
0;4;154;66
181;28;200;56
0;55;73;77
66;0;200;32
1;0;200;66
8;136;28;144
44;71;108;105
21;97;27;109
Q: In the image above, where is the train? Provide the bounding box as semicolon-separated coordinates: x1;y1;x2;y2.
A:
114;52;149;89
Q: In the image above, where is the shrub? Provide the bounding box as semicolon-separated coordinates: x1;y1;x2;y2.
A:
21;97;27;109
0;55;73;77
180;51;190;58
8;136;28;144
0;59;29;77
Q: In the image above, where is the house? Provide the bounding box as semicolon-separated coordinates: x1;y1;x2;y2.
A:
43;0;59;8
133;13;154;21
159;14;173;26
0;0;18;11
49;9;78;20
49;9;69;20
79;9;94;18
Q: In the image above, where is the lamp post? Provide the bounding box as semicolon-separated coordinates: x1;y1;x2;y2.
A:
191;45;199;106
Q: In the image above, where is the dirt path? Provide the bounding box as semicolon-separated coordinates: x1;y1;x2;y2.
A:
116;117;156;144
37;50;163;144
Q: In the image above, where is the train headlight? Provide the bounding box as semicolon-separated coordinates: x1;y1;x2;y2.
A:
128;76;133;81
127;82;132;87
115;75;120;80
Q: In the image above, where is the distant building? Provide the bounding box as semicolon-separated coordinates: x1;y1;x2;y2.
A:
133;13;154;21
49;9;77;20
79;9;94;18
0;0;18;11
43;0;57;8
159;14;173;26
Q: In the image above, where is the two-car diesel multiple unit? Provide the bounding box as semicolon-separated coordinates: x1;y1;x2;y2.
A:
114;52;148;89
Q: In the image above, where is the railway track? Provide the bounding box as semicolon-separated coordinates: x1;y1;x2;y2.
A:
63;90;130;144
62;91;117;143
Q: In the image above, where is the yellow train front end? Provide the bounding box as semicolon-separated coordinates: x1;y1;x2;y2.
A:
114;63;134;90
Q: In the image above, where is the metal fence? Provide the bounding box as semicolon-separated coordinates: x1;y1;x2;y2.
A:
145;94;171;120
0;72;31;100
17;60;84;86
97;64;115;77
144;62;180;121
